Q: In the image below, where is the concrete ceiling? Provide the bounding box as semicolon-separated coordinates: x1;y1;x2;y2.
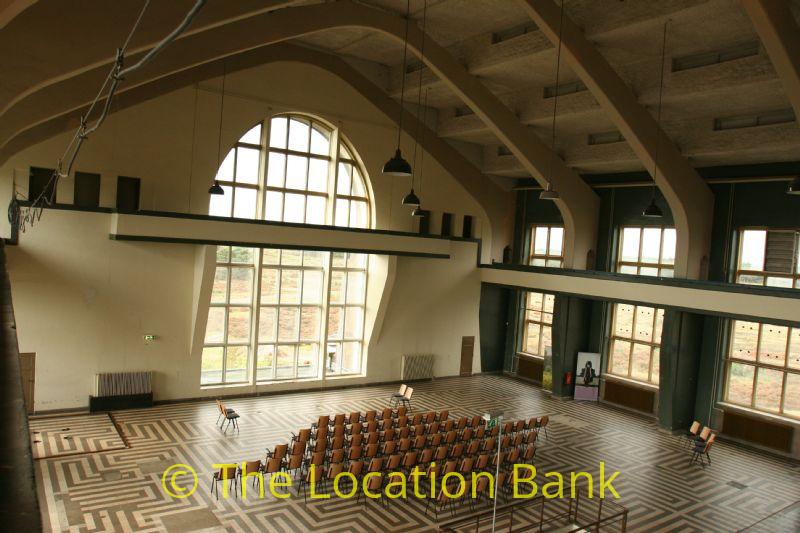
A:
1;0;799;181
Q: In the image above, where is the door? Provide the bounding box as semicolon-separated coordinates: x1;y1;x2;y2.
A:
460;336;475;376
19;353;35;414
116;176;141;213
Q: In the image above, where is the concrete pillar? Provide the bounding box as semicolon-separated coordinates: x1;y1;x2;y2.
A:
658;309;705;430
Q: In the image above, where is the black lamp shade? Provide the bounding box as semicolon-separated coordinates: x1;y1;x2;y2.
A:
402;189;421;206
642;197;664;218
411;206;425;217
208;181;225;195
788;176;800;195
539;189;559;200
382;148;412;176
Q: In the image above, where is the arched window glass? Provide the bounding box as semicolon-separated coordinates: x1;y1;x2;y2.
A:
201;114;371;386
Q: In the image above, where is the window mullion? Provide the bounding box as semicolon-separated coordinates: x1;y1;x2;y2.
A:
251;249;263;384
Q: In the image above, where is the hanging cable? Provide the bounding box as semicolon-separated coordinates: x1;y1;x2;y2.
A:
652;21;669;198
545;0;566;197
14;0;207;234
404;0;427;207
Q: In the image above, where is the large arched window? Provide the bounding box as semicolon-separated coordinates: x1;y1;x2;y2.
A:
201;114;371;385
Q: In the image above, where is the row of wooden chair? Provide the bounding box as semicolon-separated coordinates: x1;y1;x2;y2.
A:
684;421;716;468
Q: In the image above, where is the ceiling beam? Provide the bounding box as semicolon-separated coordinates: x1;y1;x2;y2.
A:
519;0;714;280
0;1;598;268
742;0;800;120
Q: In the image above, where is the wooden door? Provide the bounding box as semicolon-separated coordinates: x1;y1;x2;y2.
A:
19;353;35;414
460;336;475;376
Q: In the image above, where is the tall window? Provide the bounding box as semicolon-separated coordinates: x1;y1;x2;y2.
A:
607;226;676;385
735;229;800;288
202;246;255;385
529;225;564;267
521;292;554;357
201;114;371;385
725;320;800;420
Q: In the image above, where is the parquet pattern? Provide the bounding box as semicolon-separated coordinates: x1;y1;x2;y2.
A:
29;413;127;459
35;375;800;532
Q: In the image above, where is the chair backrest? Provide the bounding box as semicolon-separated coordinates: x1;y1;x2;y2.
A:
475;426;486;439
350;422;363;435
331;435;345;450
348;446;363;460
427;421;440;434
297;428;311;442
483;437;495;452
365;443;379;457
460;456;475;473
313;439;326;452
399;438;411;452
242;460;262;477
366;421;378;433
445;430;457;444
429;433;443;447
467;440;480;454
515;420;525;432
438;409;449;421
350;434;364;448
310;451;325;465
461;428;473;441
397;406;408;418
475;454;489;469
382;440;397;455
427;462;442;478
387;453;403;469
383;428;396;441
444;460;457;474
539;415;549;428
523;445;535;460
705;433;716;452
399;425;411;439
404;386;414;399
265;457;282;473
327;462;344;478
273;443;288;459
451;443;464;457
333;413;345;426
290;441;305;456
420;447;434;463
526;431;537;444
329;449;345;464
306;464;323;482
444;420;455;432
366;432;379;445
348;460;364;476
398;383;407;395
435;445;448;460
457;416;467;429
397;416;409;428
217;465;237;480
414;435;427;448
689;421;701;435
412;413;423;425
698;426;711;441
318;415;330;427
426;411;437;424
470;415;482;427
364;410;376;422
403;450;418;467
503;421;513;434
414;424;425;436
367;457;383;472
381;407;393;419
287;454;303;470
349;411;361;425
332;425;345;438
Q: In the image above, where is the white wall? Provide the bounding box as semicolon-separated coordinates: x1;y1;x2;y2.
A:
1;61;488;411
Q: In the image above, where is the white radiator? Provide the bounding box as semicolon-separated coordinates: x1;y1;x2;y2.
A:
401;354;435;381
94;371;152;397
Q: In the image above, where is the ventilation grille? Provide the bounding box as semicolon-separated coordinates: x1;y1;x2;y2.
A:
672;41;759;72
492;23;537;44
588;131;625;145
544;80;587;99
714;108;795;131
401;355;435;381
94;371;152;397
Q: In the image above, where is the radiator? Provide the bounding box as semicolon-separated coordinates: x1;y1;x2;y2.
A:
94;371;152;397
401;355;435;381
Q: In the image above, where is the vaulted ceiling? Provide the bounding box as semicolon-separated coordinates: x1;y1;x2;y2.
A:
2;0;799;179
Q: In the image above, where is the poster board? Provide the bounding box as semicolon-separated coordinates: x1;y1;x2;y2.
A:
574;352;600;401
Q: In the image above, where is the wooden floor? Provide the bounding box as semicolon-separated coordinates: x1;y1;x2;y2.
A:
35;375;800;532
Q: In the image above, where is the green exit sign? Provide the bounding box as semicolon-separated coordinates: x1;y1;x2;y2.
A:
143;334;156;342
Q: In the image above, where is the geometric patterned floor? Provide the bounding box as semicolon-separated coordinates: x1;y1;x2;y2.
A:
34;375;800;532
29;413;127;459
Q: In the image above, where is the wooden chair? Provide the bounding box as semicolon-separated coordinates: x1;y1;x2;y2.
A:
456;417;468;431
299;463;323;504
400;386;414;411
428;433;443;447
348;433;364;448
425;485;456;519
215;399;236;426
474;453;489;471
425;411;437;424
266;443;288;462
362;410;377;423
348;411;362;426
460;428;474;443
482;437;496;453
323;462;344;492
684;421;701;448
522;444;536;463
411;413;424;426
434;445;449;462
381;440;398;457
347;422;363;437
365;431;379;446
347;445;363;462
210;465;238;499
397;416;409;429
381;407;393;421
291;428;311;445
398;437;412;453
365;420;378;434
238;460;263;492
263;457;284;492
364;443;379;460
442;420;455;433
219;402;240;433
696;426;711;444
469;415;483;428
474;426;486;440
427;421;440;434
358;469;386;506
535;416;550;440
390;384;408;407
465;439;480;457
396;406;408;419
379;417;395;432
311;415;329;430
329;448;345;465
449;443;465;460
437;409;449;422
444;430;458;445
419;447;434;466
329;434;345;451
413;435;427;450
381;428;396;443
285;452;304;479
386;453;403;471
330;413;346;427
401;450;418;473
413;424;426;437
514;420;526;434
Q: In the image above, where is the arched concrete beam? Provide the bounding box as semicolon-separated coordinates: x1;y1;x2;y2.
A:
742;0;800;119
519;0;714;279
0;1;597;268
0;0;35;29
0;42;513;262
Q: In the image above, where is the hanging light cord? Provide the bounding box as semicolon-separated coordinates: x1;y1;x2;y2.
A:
547;0;566;190
216;62;228;172
418;88;429;203
12;0;207;234
395;0;412;151
410;0;428;192
187;84;199;211
651;21;669;200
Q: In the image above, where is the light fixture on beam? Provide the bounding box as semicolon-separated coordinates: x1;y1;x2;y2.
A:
402;189;421;206
642;196;664;218
540;182;560;200
208;181;224;195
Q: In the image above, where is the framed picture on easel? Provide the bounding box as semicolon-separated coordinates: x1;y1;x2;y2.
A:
574;352;601;401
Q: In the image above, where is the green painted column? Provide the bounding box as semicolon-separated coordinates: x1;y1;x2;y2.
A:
550;295;592;398
658;309;705;430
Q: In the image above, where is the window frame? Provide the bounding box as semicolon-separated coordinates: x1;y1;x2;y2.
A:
607;304;663;386
723;319;800;420
528;224;565;267
733;228;800;289
616;225;676;277
210;125;264;219
519;291;555;359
